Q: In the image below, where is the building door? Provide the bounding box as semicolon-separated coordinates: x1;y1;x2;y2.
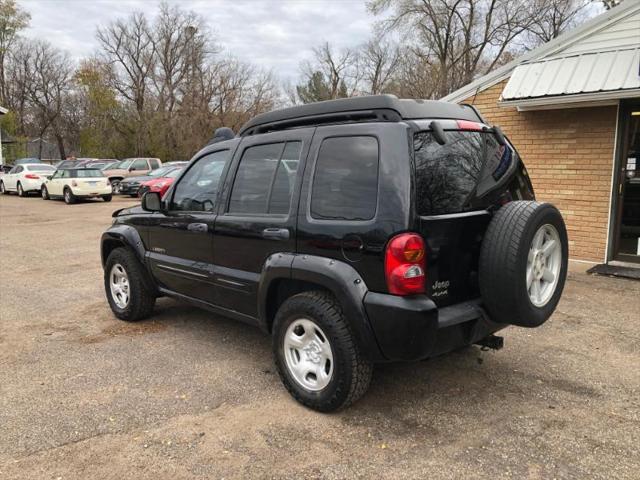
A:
612;101;640;263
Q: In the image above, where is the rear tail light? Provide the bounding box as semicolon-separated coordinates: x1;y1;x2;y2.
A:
72;180;78;187
384;233;426;295
25;174;40;179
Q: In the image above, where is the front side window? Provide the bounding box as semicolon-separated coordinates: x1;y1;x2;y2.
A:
414;130;513;216
311;136;379;221
228;141;301;215
131;159;148;170
170;150;230;212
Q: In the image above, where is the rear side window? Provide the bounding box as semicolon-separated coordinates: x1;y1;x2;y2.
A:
228;141;301;215
414;131;513;216
311;136;379;221
75;169;104;178
149;159;160;170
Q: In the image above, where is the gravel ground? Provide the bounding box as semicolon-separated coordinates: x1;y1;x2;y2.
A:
0;193;639;480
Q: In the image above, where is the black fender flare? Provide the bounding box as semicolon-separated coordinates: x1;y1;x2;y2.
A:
100;225;147;267
258;253;386;362
101;225;158;292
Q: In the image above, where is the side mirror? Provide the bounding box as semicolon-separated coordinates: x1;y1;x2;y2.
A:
141;191;162;212
46;175;53;180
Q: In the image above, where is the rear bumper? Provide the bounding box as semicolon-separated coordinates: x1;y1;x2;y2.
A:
71;185;112;197
363;292;505;362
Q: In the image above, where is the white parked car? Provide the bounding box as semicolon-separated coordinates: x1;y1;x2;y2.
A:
41;168;113;204
0;163;56;197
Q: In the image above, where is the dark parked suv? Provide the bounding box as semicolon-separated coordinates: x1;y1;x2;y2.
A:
101;96;568;411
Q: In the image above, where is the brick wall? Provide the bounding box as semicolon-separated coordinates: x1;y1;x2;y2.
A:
462;81;618;262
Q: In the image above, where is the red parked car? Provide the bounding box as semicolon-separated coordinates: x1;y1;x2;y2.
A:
138;166;184;198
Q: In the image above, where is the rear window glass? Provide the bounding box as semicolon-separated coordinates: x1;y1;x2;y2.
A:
74;169;104;178
27;165;55;172
311;136;379;221
414;131;513;216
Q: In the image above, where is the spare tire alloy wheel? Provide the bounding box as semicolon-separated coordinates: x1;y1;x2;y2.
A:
527;224;561;307
479;201;568;328
284;318;334;391
109;263;130;309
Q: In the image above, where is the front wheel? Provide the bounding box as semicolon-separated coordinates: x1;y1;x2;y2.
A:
17;182;25;197
102;194;112;202
41;186;50;200
272;291;373;412
0;181;5;194
104;247;156;321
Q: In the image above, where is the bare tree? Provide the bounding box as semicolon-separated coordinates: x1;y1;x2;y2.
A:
526;0;591;45
369;0;540;97
296;42;359;103
21;40;73;158
360;36;401;94
0;0;30;103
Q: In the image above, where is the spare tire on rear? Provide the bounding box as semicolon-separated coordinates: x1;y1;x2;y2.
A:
479;201;568;328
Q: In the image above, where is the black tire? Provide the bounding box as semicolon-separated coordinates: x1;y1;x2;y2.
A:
104;247;156;322
41;185;49;200
102;194;112;202
17;182;25;197
479;201;568;328
272;291;373;412
0;181;5;194
63;187;76;204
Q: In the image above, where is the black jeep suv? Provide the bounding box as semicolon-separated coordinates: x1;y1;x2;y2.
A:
101;96;568;411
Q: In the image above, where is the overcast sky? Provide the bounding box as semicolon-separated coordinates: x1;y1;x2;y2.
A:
20;0;380;82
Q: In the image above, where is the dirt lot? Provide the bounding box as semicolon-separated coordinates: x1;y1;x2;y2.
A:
0;193;639;480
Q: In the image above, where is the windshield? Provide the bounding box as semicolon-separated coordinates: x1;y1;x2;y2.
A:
101;161;119;170
414;130;513;216
117;159;134;169
166;168;183;179
149;166;176;177
26;165;55;172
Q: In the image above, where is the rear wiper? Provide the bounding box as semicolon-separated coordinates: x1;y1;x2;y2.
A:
430;120;447;145
483;125;506;146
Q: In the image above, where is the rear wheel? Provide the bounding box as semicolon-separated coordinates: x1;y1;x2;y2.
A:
110;178;121;193
17;182;25;197
272;291;373;412
0;181;5;194
104;247;156;321
479;201;568;328
102;194;112;202
41;186;49;200
63;187;76;204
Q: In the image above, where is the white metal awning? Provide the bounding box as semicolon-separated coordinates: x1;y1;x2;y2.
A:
500;48;640;108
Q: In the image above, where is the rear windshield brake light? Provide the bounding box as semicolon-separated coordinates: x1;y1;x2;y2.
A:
456;120;483;131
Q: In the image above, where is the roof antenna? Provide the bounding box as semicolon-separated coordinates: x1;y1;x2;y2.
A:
207;127;235;145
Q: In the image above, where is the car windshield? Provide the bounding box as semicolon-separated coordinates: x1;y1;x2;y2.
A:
166;168;183;179
73;169;104;178
118;159;134;169
27;165;55;172
101;161;120;170
148;166;175;177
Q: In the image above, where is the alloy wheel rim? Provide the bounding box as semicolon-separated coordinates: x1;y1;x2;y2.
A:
42;188;47;199
18;184;23;195
526;224;562;307
65;190;70;202
283;318;334;392
109;263;130;309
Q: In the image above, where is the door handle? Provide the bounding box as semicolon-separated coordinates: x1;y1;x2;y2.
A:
262;228;290;240
188;223;208;233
